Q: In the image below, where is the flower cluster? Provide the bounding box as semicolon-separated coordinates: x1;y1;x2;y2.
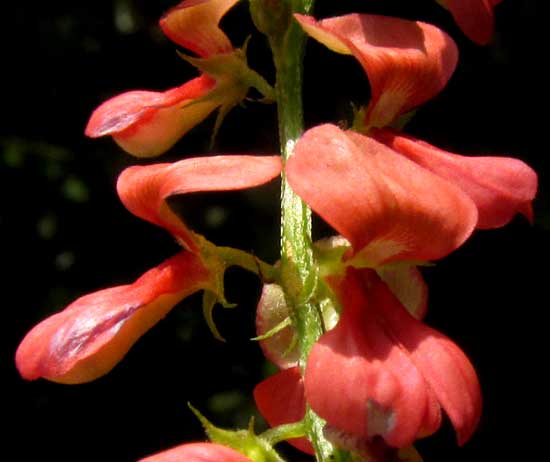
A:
255;8;536;460
16;1;535;461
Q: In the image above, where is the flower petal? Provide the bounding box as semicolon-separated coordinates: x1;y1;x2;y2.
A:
117;155;282;252
16;251;211;384
254;367;313;454
373;129;538;229
376;265;428;320
294;13;457;128
160;0;238;57
305;269;440;447
360;270;482;446
85;75;217;157
438;0;500;45
139;442;250;462
287;124;477;265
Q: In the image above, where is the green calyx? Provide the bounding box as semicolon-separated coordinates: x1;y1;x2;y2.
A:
177;44;274;146
178;46;275;102
195;234;278;341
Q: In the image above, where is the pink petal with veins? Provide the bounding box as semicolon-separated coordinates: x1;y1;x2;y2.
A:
160;0;238;57
117;155;282;252
373;129;537;229
295;13;457;128
85;76;217;157
305;269;481;447
288;124;477;266
16;252;210;384
305;269;441;447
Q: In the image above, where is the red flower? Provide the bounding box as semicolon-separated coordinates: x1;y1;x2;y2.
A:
295;13;458;130
372;129;537;229
16;155;282;383
256;124;479;450
85;0;271;157
289;124;478;266
256;15;535;452
294;13;537;229
305;268;481;448
437;0;503;45
255;269;481;451
138;442;250;462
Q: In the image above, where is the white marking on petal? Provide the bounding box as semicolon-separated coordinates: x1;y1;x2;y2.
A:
366;399;396;438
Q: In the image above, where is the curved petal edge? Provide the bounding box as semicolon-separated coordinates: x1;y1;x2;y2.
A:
16;251;210;384
85;76;217;157
116;155;282;252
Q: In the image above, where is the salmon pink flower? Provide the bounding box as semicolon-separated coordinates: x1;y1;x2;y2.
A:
256;14;535;443
85;0;273;157
305;268;481;448
294;13;458;130
436;0;503;45
295;13;537;228
139;442;250;462
288;124;478;267
372;129;537;229
255;271;481;453
16;155;282;384
254;123;480;452
254;278;479;455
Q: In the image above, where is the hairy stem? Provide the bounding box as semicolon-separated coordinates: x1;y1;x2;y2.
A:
266;1;344;461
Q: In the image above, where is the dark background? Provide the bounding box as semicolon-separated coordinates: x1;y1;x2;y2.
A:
2;1;546;461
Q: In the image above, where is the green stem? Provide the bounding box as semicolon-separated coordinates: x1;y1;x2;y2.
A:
261;421;307;446
250;1;352;460
268;2;340;461
276;23;322;359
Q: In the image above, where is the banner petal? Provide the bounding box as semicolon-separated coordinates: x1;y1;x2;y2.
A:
160;0;239;57
288;124;477;265
295;14;457;128
305;269;439;448
117;155;282;252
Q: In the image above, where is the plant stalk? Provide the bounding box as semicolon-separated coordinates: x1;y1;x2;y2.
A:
269;2;342;461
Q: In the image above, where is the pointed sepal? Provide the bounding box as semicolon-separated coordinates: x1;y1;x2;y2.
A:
255;283;300;369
